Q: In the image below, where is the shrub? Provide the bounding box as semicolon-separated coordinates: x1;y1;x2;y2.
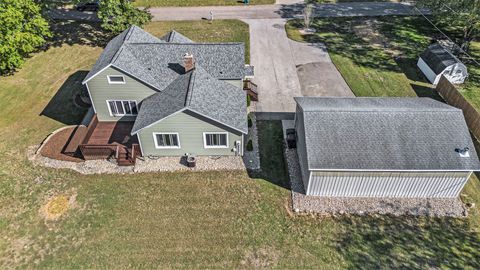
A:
246;139;253;151
248;115;253;128
247;94;251;107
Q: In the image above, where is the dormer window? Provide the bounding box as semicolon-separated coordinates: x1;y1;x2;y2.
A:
107;75;125;84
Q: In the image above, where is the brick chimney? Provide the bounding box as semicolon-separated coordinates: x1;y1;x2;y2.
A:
183;53;195;73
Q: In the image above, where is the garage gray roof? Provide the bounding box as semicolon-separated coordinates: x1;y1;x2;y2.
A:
420;43;462;74
132;67;247;134
295;97;480;171
82;25;247;87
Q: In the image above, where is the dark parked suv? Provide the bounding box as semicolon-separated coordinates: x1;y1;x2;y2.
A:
76;1;100;12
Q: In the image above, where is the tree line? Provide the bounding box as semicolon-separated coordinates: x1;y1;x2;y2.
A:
0;0;151;75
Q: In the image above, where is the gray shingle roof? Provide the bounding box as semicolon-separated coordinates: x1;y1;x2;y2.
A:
82;26;164;84
160;30;194;43
132;67;247;134
82;26;246;85
244;65;254;77
420;43;462;74
295;97;480;171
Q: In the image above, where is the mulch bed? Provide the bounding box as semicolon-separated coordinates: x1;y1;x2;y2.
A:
40;127;85;163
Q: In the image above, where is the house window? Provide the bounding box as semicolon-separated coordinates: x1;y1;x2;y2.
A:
153;133;180;149
107;100;138;116
203;132;228;148
107;75;125;84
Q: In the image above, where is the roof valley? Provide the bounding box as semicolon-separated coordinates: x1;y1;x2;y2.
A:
184;71;195;106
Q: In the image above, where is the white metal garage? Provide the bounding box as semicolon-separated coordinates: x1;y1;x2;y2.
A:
294;97;480;198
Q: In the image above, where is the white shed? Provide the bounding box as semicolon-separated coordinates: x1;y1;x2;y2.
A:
294;97;480;198
417;43;468;85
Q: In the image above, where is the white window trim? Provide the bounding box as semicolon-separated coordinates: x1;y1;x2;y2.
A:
153;132;181;149
203;132;229;149
106;100;138;117
107;75;126;84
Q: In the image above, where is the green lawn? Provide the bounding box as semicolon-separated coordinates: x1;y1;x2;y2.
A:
0;19;480;269
144;20;250;63
134;0;274;7
286;17;441;98
310;0;399;3
459;42;480;110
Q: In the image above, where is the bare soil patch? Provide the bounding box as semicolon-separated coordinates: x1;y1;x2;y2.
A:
40;192;77;221
241;247;279;269
352;18;400;56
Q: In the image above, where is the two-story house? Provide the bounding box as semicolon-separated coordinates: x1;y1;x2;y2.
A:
75;26;253;165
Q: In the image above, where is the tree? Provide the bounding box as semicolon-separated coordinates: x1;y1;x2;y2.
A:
0;0;51;74
416;0;479;51
97;0;152;35
303;4;314;31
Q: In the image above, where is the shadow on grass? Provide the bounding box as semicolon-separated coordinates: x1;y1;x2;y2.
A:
40;71;89;125
252;120;290;189
335;215;480;269
48;21;112;48
410;83;444;101
287;18;401;72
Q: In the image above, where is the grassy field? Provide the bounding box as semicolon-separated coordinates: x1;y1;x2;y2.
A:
0;19;480;269
459;42;480;110
134;0;274;7
144;20;250;63
286;17;443;98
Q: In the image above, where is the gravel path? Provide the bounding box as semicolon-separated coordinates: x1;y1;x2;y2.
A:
29;144;246;174
243;113;261;171
28;145;134;174
285;148;468;217
134;155;245;173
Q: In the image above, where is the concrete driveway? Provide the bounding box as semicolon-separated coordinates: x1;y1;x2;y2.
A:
245;19;302;113
246;19;354;113
290;40;353;97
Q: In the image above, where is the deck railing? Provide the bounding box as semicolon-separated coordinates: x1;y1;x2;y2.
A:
131;144;141;162
243;80;258;101
79;144;119;160
81;114;98;145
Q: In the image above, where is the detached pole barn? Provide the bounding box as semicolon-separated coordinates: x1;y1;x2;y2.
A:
294;97;480;198
417;43;468;86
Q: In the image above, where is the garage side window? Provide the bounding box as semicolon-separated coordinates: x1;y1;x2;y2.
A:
107;75;125;84
153;133;180;149
203;132;228;148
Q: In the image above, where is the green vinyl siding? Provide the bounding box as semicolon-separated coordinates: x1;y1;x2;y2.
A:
138;110;243;156
86;66;157;121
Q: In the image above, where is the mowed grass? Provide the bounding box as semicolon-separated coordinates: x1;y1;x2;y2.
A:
144;20;250;63
134;0;274;7
459;42;480;110
286;17;439;98
0;20;479;269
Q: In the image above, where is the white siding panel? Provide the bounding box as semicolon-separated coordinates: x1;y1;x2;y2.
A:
417;57;438;84
308;171;470;198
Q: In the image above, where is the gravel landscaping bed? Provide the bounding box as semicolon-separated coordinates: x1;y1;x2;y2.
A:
285;148;468;217
134;155;245;173
29;145;245;174
29;145;133;174
242;113;260;171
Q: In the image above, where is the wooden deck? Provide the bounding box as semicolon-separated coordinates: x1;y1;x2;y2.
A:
73;117;141;166
84;121;138;147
